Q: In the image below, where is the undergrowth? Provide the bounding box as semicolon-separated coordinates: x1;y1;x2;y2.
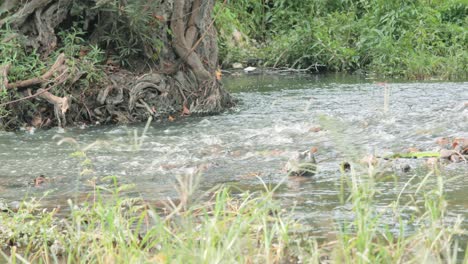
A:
0;158;465;263
0;26;104;129
216;0;468;79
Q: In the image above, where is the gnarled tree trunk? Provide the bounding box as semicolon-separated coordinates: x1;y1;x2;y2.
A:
0;0;234;130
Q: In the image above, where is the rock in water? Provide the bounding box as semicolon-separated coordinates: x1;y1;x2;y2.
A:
286;148;318;177
243;66;257;73
232;62;243;69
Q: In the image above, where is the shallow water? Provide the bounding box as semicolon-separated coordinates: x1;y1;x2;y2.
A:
0;73;467;237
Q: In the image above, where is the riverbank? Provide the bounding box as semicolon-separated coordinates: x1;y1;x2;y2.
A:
215;0;468;80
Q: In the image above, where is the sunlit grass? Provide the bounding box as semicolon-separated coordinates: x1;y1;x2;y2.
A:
0;163;466;263
0;175;294;263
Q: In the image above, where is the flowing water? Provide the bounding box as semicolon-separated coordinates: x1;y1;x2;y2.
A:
0;73;467;238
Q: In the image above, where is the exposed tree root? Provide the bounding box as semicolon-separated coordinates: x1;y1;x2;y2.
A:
0;0;235;130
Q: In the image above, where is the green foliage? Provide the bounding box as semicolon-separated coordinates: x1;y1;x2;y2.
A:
0;27;46;82
93;0;164;66
57;27;105;88
0;25;105;128
0;169;466;262
217;0;468;79
0;27;45;119
0;183;292;263
214;2;258;66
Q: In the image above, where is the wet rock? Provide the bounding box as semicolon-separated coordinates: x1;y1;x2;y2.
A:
243;66;257;73
0;199;8;212
439;149;456;159
0;199;20;212
402;164;411;173
33;175;48;187
232;63;243;69
286;148;318;177
340;162;351;172
450;155;461;163
309;126;322;132
8;201;20;211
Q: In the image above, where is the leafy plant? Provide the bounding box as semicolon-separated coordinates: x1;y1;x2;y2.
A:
217;0;468;79
93;0;164;66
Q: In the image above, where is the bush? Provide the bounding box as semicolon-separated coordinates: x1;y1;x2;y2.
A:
216;0;468;79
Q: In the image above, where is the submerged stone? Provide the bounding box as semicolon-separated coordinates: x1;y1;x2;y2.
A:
286;148;318;177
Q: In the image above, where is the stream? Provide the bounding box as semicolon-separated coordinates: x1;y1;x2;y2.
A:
1;73;467;238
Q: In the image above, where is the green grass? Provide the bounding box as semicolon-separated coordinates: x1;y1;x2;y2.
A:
216;0;468;79
0;164;466;263
0;176;293;263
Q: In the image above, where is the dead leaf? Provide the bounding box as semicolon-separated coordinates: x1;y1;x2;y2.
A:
407;147;420;153
61;97;69;114
181;103;190;116
168;115;175;122
453;137;468;148
216;69;222;80
153;15;165;22
31;114;43;128
309;127;321;132
34;175;47;187
436;137;450;146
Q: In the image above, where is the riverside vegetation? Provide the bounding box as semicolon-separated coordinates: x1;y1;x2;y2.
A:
215;0;467;79
0;152;466;263
1;0;467;129
0;0;234;131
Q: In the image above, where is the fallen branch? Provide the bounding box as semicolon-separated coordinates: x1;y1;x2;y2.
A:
1;33;19;43
0;66;69;107
0;86;52;107
265;63;326;73
36;88;69;115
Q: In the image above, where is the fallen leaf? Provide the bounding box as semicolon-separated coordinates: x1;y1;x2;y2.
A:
31;114;43;128
435;137;450;146
153;14;165;22
149;253;166;263
216;69;222;80
309;127;321;132
34;175;47;187
407;147;420;153
453;137;468;148
181;103;190;116
168;115;175;122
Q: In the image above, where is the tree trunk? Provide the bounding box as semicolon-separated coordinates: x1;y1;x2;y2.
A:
0;0;234;130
